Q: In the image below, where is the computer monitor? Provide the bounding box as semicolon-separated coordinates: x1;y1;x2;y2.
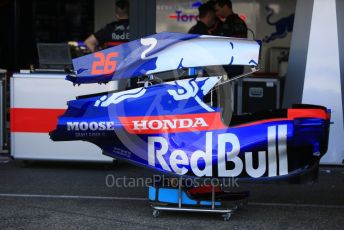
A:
37;43;72;70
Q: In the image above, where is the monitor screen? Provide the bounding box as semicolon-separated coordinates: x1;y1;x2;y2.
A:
37;43;72;70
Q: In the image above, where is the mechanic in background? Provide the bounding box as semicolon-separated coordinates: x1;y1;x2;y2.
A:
84;0;129;52
214;0;247;77
214;0;247;38
188;1;216;35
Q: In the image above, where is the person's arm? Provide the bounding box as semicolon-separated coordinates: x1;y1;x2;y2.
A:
84;34;98;52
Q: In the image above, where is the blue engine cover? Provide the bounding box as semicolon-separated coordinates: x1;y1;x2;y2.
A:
50;77;330;181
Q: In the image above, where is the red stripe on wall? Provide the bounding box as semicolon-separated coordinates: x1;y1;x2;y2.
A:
11;108;66;133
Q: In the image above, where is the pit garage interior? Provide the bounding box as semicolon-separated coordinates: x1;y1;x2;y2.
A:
0;0;344;229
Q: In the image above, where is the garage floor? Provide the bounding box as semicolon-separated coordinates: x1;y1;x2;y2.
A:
0;159;343;229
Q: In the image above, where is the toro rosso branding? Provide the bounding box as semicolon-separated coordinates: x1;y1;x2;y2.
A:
167;1;202;22
148;125;288;178
169;10;199;22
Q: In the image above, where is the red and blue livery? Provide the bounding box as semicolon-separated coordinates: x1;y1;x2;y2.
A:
50;32;330;183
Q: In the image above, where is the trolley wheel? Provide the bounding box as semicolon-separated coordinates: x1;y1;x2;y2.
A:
152;209;160;218
222;213;231;221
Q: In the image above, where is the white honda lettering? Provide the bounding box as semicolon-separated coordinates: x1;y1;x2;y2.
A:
179;119;193;128
133;120;148;130
131;118;207;131
163;119;177;129
148;120;163;130
192;118;208;128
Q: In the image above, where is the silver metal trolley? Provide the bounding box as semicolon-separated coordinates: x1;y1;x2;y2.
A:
150;177;248;221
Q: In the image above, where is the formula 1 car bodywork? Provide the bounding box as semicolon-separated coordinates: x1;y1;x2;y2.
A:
50;32;330;182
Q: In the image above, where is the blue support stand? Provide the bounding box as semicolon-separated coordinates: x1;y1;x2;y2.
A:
149;177;249;221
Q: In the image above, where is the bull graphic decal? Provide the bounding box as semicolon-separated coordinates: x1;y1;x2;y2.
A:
263;6;295;43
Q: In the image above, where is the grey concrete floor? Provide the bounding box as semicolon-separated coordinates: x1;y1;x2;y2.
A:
0;159;343;229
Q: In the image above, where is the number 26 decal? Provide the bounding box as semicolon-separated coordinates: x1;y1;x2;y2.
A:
91;52;118;75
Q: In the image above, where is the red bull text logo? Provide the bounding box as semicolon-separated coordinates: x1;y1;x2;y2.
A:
148;125;289;178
